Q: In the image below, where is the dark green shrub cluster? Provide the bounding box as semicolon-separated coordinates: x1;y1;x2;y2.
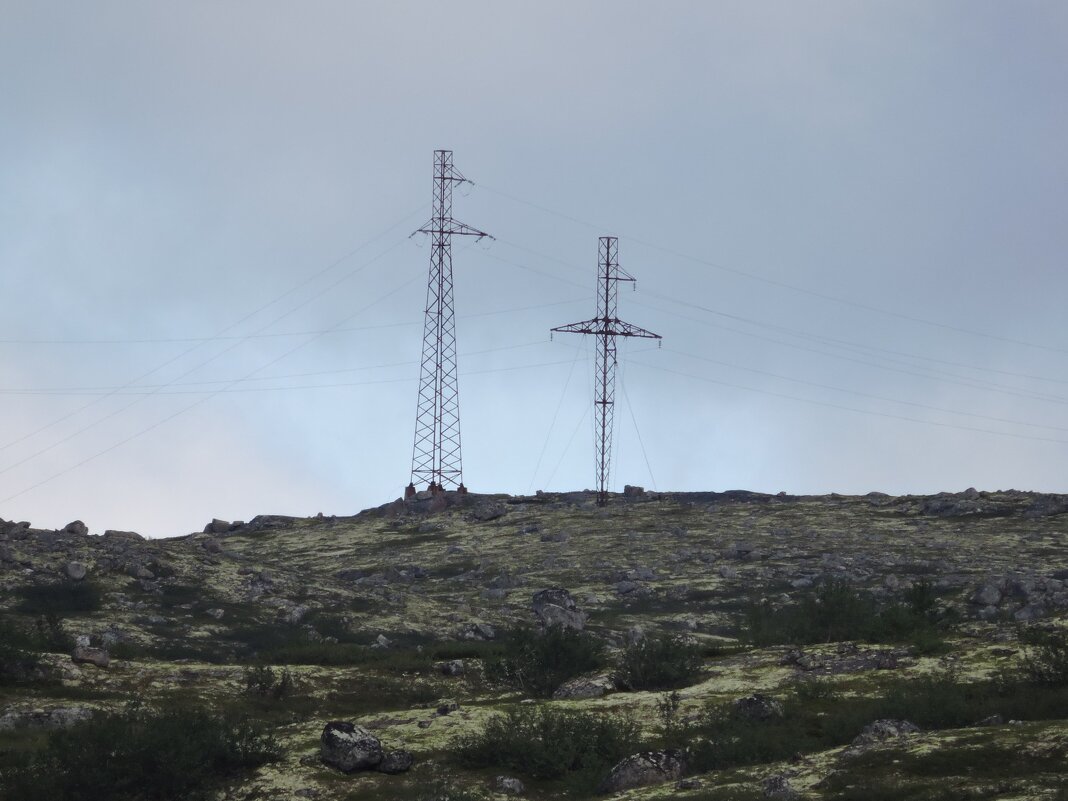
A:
0;615;70;685
614;633;703;690
455;705;641;783
744;579;947;649
486;625;606;697
16;581;102;616
244;665;295;700
0;704;279;801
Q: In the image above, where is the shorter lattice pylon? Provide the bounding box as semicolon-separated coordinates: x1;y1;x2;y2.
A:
551;236;660;505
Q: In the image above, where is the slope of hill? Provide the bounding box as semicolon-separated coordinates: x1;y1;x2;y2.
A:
2;488;1067;800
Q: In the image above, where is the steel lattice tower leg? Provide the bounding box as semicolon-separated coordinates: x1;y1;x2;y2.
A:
406;150;491;499
552;237;661;506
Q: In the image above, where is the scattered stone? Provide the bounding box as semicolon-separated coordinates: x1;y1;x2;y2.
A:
71;646;109;668
540;530;570;543
598;750;687;794
202;538;223;554
0;705;93;731
74;634;91;648
733;694;785;722
531;588;588;630
845;719;920;756
675;778;702;790
63;520;88;536
623;485;645;498
437;701;460;716
977;714;1005;726
417;719;432;729
206;608;225;620
64;561;87;581
205;518;232;534
377;749;414;774
495;776;525;795
320;722;384;772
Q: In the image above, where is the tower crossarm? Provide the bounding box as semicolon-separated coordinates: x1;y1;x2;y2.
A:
413;219;494;239
551;318;662;340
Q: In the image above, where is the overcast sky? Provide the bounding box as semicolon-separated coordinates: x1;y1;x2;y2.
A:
1;1;1066;537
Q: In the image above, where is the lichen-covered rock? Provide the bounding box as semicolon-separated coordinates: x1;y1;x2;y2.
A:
320;721;383;772
377;749;414;774
532;587;588;630
552;673;615;700
598;750;687;794
970;583;1002;606
65;561;87;581
495;775;525;795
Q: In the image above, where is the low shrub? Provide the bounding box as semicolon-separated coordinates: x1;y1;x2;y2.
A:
614;633;703;691
0;703;279;801
486;625;605;697
455;705;641;782
1021;627;1068;686
244;665;295;700
744;579;947;648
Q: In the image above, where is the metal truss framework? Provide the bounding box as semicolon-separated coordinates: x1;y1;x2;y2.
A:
406;150;491;499
552;237;661;505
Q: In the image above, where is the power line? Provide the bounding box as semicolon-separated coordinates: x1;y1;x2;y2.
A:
628;360;1068;446
476;182;1068;356
0;204;428;453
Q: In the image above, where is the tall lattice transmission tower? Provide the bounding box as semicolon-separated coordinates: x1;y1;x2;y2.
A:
552;236;661;506
406;150;491;500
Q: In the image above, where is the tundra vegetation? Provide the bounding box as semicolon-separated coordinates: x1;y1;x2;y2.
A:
1;488;1068;799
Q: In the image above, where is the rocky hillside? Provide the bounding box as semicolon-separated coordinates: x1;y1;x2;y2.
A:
2;488;1067;800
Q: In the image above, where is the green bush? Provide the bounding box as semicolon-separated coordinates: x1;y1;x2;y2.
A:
486;625;605;697
0;704;279;801
455;705;641;782
614;633;703;691
16;581;102;616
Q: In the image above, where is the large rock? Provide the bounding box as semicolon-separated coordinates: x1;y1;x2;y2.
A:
205;519;232;535
320;722;383;772
63;520;88;536
71;646;110;668
598;750;687;794
532;588;588;631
